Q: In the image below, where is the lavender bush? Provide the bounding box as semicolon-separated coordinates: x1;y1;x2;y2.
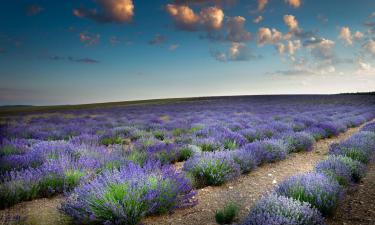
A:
315;156;365;185
183;151;241;187
329;131;375;163
61;161;195;225
275;172;342;216
242;194;325;225
282;132;315;153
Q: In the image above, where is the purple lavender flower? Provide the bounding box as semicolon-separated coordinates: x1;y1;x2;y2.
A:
275;172;342;216
361;122;375;133
61;161;195;225
243;139;288;164
183;151;241;187
282;132;315;153
242;194;325;225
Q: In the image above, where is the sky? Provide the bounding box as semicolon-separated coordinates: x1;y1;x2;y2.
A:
0;0;375;105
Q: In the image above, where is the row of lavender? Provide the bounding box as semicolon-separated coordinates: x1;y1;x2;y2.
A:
0;96;374;224
242;122;375;225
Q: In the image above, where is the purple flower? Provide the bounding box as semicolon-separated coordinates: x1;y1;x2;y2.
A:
183;151;241;187
275;172;342;216
242;194;325;225
61;161;195;225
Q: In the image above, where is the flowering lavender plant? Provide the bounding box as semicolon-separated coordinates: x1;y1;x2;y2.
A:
242;194;325;225
244;139;288;164
282;132;315;153
316;155;365;184
183;151;241;187
61;161;195;225
275;172;342;216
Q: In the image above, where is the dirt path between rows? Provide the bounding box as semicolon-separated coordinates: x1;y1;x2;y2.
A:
327;156;375;225
0;120;373;225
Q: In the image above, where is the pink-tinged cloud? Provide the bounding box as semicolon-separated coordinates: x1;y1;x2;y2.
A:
339;27;353;46
200;7;224;30
226;16;252;42
166;4;200;30
257;27;282;46
166;4;224;31
283;15;299;32
212;42;255;62
354;31;364;40
285;0;301;8
74;0;134;24
257;0;268;11
79;32;100;46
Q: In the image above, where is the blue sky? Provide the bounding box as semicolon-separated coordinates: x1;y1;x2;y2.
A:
0;0;375;105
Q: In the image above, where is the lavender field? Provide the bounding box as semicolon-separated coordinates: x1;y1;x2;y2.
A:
1;94;375;225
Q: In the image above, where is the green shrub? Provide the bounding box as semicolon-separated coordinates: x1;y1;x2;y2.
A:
215;202;239;224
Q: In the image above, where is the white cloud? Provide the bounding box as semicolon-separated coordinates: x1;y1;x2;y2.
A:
339;27;353;46
355;60;375;76
276;43;285;54
363;39;375;56
287;40;301;55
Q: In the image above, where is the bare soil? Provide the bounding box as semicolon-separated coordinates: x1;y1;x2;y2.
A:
0;120;373;225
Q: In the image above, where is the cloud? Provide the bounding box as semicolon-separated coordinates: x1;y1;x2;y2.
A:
283;15;299;32
275;43;285;54
364;21;375;34
362;39;375;56
287;40;301;55
0;48;6;54
270;69;314;76
257;0;268;11
27;5;44;16
253;15;263;24
73;0;134;24
226;16;252;42
303;37;335;60
149;34;166;45
79;32;100;46
212;42;256;62
371;12;375;17
354;31;364;40
166;4;224;31
339;27;353;46
200;6;225;30
355;60;375;76
169;44;180;51
173;0;237;7
166;4;202;30
49;56;100;64
257;27;282;46
285;0;301;8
